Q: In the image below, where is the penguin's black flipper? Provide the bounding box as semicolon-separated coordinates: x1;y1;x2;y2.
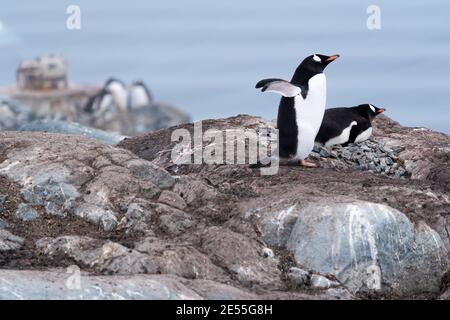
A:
84;93;99;113
255;78;286;89
255;78;302;98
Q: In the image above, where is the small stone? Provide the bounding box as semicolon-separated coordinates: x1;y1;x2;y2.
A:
310;274;340;289
312;145;321;153
158;190;187;210
287;267;310;289
319;147;331;158
341;150;351;159
15;204;39;221
262;247;274;258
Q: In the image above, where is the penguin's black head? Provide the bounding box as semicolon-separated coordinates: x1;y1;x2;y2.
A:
104;77;125;88
357;104;386;121
292;54;340;84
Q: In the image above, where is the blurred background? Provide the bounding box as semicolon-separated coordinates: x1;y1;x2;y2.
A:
0;0;449;133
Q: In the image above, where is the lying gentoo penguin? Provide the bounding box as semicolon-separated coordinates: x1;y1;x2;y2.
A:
255;54;340;167
315;104;386;147
128;80;153;109
84;87;113;114
104;77;128;111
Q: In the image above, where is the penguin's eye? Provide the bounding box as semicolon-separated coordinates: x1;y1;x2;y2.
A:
313;55;321;63
369;105;376;113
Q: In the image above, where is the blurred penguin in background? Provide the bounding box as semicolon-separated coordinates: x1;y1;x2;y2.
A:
128;80;153;110
104;77;128;111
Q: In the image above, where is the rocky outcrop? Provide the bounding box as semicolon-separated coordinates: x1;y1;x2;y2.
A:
0;114;448;299
1;88;191;137
373;115;450;188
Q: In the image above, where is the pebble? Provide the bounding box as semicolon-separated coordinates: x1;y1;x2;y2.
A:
314;139;408;178
287;267;310;288
15;204;40;221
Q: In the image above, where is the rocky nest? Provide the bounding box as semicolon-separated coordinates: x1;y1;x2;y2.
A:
311;139;408;178
0;114;449;300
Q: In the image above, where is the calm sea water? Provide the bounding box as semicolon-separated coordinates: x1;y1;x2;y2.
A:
0;0;449;133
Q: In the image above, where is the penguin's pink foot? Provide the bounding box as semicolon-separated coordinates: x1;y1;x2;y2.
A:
299;160;319;168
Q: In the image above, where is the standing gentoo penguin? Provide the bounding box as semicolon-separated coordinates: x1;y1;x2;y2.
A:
84;87;113;114
315;104;386;147
128;80;153;109
256;54;340;167
104;77;128;111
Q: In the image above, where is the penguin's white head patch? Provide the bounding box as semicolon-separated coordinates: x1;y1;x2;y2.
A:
369;104;376;113
313;55;321;63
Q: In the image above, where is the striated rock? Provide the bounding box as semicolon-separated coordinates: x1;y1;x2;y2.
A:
287;201;448;295
36;236;159;275
0;230;24;251
0;132;173;231
201;226;281;287
310;275;340;290
20;119;126;145
0;269;202;300
0;115;448;299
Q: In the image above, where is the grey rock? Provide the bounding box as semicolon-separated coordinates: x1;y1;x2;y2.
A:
156;204;193;236
15;203;39;221
0;230;24;251
158;190;187;210
19;119;126;145
262;247;275;259
73;204;118;231
310;274;340;289
36;236;158;275
201;226;282;287
125;159;175;189
0;218;8;230
0;194;6;214
0;269;202;300
440;288;450;300
319;147;331;158
0;132;176;231
286;267;310;289
287;201;448;295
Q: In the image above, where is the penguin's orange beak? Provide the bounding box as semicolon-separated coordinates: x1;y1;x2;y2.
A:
377;108;386;113
326;55;340;62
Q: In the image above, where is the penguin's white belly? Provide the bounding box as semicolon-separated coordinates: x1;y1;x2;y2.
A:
294;73;327;160
355;127;373;143
130;87;150;108
324;121;358;147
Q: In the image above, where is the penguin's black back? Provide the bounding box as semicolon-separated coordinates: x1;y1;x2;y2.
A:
316;107;371;145
277;97;298;158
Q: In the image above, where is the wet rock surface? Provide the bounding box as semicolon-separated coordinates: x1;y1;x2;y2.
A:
19;119;126;145
0;114;448;299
